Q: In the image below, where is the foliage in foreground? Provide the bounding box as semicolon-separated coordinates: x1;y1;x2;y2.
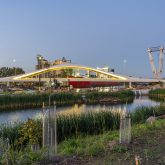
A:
58;119;165;156
0;111;120;146
58;131;119;156
18;119;42;146
1;104;165;146
57;111;120;142
0;145;46;165
0;123;21;145
131;105;165;124
1;119;165;165
0;105;165;164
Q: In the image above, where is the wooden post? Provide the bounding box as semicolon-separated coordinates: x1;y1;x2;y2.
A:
54;101;57;154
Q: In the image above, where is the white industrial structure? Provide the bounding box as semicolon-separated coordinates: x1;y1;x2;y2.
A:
147;46;164;79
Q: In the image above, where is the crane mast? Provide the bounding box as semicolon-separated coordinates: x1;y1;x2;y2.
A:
147;46;164;79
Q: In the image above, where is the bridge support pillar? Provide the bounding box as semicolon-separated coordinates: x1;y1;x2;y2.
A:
87;70;90;78
96;72;98;78
6;81;10;87
161;82;165;88
129;81;132;88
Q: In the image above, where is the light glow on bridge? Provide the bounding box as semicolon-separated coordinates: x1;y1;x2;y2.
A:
13;63;127;81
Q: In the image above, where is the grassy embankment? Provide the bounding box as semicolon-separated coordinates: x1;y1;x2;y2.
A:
0;90;134;110
0;105;165;164
57;119;165;165
149;88;165;95
2;104;165;145
149;89;165;102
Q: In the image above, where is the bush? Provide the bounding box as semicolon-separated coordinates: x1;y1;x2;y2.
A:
17;119;42;146
131;105;165;124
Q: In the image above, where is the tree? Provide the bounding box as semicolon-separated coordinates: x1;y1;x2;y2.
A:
61;69;73;77
0;67;25;77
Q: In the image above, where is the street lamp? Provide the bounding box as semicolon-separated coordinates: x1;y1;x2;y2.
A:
13;59;16;75
123;59;127;88
123;59;127;74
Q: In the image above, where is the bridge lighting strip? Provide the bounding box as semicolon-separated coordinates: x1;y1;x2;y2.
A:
13;64;127;81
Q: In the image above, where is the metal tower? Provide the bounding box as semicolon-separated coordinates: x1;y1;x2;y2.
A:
147;46;164;79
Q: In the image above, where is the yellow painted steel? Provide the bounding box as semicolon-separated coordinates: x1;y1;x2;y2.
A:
13;64;127;80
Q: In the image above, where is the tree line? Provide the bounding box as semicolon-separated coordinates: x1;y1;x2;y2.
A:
0;67;25;77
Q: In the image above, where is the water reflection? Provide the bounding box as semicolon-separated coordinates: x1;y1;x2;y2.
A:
0;96;160;124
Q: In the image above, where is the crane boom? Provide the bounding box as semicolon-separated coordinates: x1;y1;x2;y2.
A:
147;46;164;79
158;46;164;73
148;52;156;74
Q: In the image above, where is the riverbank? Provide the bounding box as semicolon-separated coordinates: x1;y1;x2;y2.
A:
149;89;165;102
1;105;164;144
0;105;165;164
36;119;165;165
0;90;134;111
149;88;165;98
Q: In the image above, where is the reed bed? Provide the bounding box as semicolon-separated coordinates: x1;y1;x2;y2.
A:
0;90;134;110
0;110;120;144
0;122;21;144
131;105;165;124
57;110;120;142
149;89;165;95
149;89;165;102
0;93;81;111
1;104;165;145
85;90;133;103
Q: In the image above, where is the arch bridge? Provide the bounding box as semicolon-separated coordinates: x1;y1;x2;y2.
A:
0;63;163;88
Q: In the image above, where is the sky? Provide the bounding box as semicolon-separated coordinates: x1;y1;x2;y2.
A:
0;0;165;78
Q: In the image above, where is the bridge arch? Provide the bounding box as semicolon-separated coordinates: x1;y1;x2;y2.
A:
13;63;127;81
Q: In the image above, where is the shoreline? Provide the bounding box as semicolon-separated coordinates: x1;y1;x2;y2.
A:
0;90;134;111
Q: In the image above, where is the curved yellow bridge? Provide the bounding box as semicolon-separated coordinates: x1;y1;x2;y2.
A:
13;63;127;81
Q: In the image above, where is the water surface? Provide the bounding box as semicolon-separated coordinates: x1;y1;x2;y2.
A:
0;96;160;124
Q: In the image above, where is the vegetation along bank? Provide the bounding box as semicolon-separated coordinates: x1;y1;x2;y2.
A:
0;90;134;111
0;105;165;164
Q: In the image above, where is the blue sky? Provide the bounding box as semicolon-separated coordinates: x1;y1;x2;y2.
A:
0;0;165;78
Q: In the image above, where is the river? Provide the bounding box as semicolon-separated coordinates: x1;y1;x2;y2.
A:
0;96;160;124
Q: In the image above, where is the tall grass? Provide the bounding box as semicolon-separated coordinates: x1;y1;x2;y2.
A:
2;104;165;145
0;90;134;110
2;104;164;145
0;122;21;144
131;105;165;124
0;111;120;144
149;89;165;102
85;90;133;103
149;89;165;95
57;111;120;142
0;93;81;111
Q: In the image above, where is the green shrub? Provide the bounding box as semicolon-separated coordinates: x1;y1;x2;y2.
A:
131;105;165;124
18;119;42;146
0;145;46;165
0;122;21;144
